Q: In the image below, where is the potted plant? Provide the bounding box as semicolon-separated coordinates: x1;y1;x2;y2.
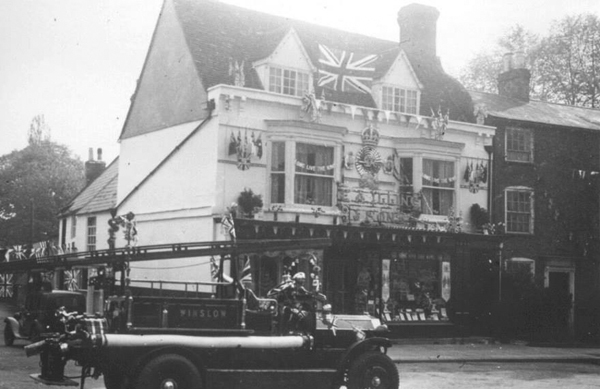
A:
470;204;490;233
237;188;263;218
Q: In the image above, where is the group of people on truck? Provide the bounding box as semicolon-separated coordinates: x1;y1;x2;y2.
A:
267;272;331;334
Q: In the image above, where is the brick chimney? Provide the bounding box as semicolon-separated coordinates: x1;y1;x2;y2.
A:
84;147;106;185
398;3;440;58
497;52;531;101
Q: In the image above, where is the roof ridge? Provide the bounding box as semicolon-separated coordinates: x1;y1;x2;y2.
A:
60;157;120;216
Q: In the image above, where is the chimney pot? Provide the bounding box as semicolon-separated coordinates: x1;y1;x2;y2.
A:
97;148;103;161
513;51;526;69
503;53;513;72
88;147;94;161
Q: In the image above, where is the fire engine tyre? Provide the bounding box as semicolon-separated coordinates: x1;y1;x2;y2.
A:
135;354;203;389
4;324;15;346
347;351;399;389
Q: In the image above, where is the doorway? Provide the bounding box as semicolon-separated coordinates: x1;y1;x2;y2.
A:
545;266;574;338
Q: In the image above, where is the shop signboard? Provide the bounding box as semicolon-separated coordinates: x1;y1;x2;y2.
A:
336;184;418;227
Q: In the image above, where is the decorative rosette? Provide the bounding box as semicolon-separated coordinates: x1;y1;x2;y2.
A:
355;146;383;177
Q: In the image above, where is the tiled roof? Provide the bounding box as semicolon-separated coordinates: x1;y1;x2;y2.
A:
60;158;119;216
470;91;600;131
172;0;475;121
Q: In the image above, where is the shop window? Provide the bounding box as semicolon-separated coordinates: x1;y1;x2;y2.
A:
506;127;533;163
350;252;451;321
87;216;96;251
269;66;310;97
381;86;418;114
383;252;451;322
505;257;535;275
421;159;455;216
270;141;335;206
505;188;533;234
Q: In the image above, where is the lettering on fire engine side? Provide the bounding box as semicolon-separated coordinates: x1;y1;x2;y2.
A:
179;306;228;319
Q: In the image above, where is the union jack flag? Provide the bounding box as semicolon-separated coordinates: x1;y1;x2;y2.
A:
210;256;233;283
0;273;13;298
317;44;379;94
240;255;252;284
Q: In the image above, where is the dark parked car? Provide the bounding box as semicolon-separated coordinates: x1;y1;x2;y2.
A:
4;290;86;346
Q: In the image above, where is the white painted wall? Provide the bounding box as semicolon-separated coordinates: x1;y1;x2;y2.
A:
117;120;202;205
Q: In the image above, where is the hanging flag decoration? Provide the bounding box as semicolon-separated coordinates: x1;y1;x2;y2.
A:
221;214;236;242
463;160;488;193
430;107;449;140
230;130;263;170
228;132;238;155
0;273;13;298
210;256;233;283
316;44;379;94
301;92;322;122
294;160;335;173
228;58;246;87
64;269;80;291
4;245;26;262
441;262;451;302
240;255;252;285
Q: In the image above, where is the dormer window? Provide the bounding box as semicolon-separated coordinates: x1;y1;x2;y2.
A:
382;86;418;114
269;66;310;97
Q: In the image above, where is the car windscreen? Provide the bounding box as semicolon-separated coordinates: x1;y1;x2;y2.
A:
48;295;85;312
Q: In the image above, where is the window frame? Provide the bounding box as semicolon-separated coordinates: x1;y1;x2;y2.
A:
87;216;97;251
504;187;534;234
420;158;456;216
268;66;310;97
381;85;419;114
268;138;339;208
505;127;534;163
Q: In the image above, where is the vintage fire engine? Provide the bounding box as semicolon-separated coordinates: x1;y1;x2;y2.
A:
1;238;399;389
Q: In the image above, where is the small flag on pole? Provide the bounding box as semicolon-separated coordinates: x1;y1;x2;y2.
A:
210;256;233;283
221;214;236;241
241;256;252;284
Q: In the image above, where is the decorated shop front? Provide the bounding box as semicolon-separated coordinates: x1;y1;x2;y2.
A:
234;217;503;338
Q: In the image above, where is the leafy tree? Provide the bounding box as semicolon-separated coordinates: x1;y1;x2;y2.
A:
536;14;600;107
459;25;540;95
460;15;600;107
0;117;85;246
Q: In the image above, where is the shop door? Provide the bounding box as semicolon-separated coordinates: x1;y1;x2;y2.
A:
546;268;574;337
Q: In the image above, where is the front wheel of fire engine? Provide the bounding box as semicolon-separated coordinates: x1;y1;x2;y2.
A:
4;324;15;346
135;354;202;389
347;351;399;389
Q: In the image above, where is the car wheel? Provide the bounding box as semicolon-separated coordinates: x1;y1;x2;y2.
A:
347;351;399;389
134;354;202;389
4;324;15;346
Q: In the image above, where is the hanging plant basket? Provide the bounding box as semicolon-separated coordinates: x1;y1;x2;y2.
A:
237;188;263;218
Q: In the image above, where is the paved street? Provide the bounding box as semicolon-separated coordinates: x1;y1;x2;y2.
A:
3;300;600;388
398;362;600;388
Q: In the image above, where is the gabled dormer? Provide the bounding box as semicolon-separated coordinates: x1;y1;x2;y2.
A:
253;28;315;98
372;50;423;115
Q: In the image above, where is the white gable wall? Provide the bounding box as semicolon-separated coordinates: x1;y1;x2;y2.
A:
254;29;314;92
117;121;202;206
372;54;421;110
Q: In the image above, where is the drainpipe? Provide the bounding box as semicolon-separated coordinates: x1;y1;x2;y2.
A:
484;142;494;221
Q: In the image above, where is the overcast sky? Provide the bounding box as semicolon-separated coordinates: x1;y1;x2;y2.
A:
1;0;598;164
